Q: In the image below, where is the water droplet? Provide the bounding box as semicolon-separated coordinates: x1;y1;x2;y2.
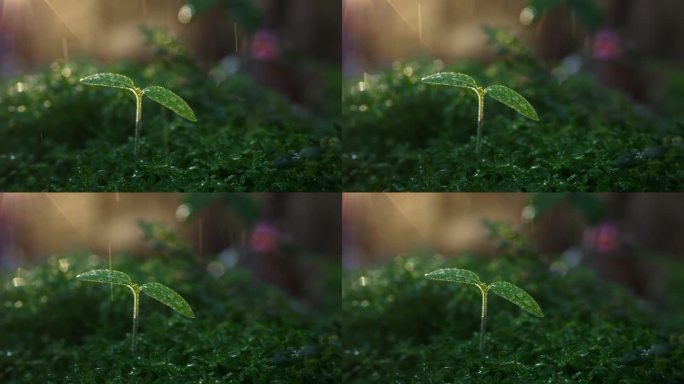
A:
58;258;70;272
178;4;195;24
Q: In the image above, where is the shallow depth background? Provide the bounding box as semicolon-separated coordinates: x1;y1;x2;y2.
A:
0;0;340;114
0;193;341;307
344;193;684;300
344;0;684;106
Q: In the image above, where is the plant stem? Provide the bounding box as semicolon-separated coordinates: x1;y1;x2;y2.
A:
134;89;143;157
478;284;488;352
476;89;485;158
128;285;140;352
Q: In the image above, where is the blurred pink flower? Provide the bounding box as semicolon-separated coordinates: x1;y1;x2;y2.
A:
249;222;279;254
250;29;279;61
592;29;622;60
583;222;620;254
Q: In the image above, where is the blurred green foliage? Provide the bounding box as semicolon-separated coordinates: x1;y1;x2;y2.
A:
530;193;605;224
183;193;261;227
527;0;604;32
343;252;684;383
187;0;262;33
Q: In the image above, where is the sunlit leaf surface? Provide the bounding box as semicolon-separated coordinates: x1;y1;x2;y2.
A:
141;282;195;318
485;85;539;121
424;268;481;285
143;86;197;122
421;72;478;89
489;281;544;317
76;269;132;286
80;73;135;90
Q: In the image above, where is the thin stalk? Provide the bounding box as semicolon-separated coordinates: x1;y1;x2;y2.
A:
128;285;140;352
476;89;485;157
133;88;143;157
108;244;113;302
478;284;488;352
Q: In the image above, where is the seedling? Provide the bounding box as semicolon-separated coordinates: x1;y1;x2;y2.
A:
425;268;543;352
79;73;197;156
421;72;539;156
76;269;195;352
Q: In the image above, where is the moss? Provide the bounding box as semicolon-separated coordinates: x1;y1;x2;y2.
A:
0;253;340;383
343;59;684;191
342;253;684;383
0;59;340;191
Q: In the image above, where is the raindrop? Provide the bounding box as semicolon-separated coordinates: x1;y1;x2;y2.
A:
519;7;536;26
15;82;25;93
178;4;194;24
175;203;191;222
58;258;70;272
14;301;23;308
17;105;26;113
61;67;72;77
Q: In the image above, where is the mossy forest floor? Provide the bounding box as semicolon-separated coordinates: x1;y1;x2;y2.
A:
343;48;684;191
342;252;684;383
0;251;340;383
0;47;340;191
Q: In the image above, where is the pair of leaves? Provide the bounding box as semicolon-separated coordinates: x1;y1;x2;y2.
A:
425;268;544;317
80;73;197;122
421;72;540;121
76;269;195;318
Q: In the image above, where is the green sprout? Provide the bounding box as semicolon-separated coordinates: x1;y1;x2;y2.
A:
76;269;195;352
79;73;197;156
421;72;539;156
425;268;543;352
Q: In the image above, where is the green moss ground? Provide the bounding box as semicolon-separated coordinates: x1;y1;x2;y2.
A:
0;42;340;191
343;56;684;191
342;252;684;383
0;252;340;383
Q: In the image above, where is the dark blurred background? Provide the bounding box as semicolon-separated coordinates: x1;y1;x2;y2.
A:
0;193;341;307
344;193;684;301
0;0;341;114
344;0;684;106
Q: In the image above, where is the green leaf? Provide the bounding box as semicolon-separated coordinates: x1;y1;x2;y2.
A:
76;269;132;287
489;281;544;317
142;86;197;122
141;282;195;318
484;85;539;121
424;268;481;285
421;72;478;89
80;73;135;90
